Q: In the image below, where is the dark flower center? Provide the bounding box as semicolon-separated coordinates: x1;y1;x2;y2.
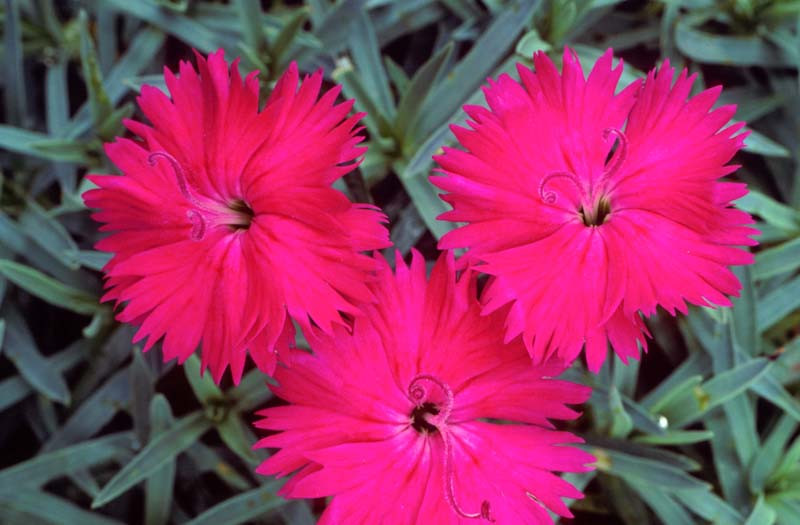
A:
580;196;611;226
226;198;255;231
411;401;441;434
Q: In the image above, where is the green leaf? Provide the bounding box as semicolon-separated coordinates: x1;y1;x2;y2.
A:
757;274;800;331
184;354;223;405
749;414;797;492
185;443;252;491
666;358;769;427
0;126;90;163
745;495;777;525
516;28;551;57
395;42;454;149
2;0;26;126
736;190;799;234
347;7;394;120
98;0;228;53
185;480;286;525
0;432;135;489
145;395;176;525
413;0;541;142
2;305;71;404
43;368;130;452
750;372;800;421
744;128;792;157
271;8;311;69
629;483;693;525
18;203;81;270
634;430;714;445
672;488;743;524
78;10;113;132
590;446;710;490
0;259;99;315
0;490;122;525
731;266;757;355
0;343;85;412
232;368;273;412
755;235;800;280
608;386;633;438
313;0;368;53
92;411;211;508
217;414;261;466
675;18;795;67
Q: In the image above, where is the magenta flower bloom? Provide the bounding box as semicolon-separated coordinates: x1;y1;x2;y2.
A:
255;251;593;524
84;50;390;383
432;49;757;372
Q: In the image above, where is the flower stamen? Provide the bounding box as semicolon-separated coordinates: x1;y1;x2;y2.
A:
602;127;628;178
538;171;583;205
407;374;494;522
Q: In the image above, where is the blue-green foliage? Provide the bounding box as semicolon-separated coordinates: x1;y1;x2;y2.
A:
0;0;799;523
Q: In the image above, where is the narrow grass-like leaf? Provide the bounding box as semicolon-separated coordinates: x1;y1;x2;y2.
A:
19;204;80;270
185;480;286;525
314;0;368;53
395;42;454;148
751;372;800;421
0;432;135;489
145;395;176;525
634;430;714;445
217;415;260;465
130;351;155;443
43;368;131;452
667;359;769;427
749;414;797;492
744;128;792;157
234;0;266;54
184;355;223;405
629;483;693;525
732;266;757;354
0;343;85;412
2;305;70;404
185;443;252;491
736;190;799;233
92;411;211;508
78;10;113;131
0;126;90;163
0;259;99;315
755;236;800;280
745;495;777;525
757;275;800;331
348;7;394;119
3;0;26;126
413;0;540;141
270;7;310;69
672;488;743;524
675;19;794;67
232;368;273;412
0;490;122;525
590;446;709;490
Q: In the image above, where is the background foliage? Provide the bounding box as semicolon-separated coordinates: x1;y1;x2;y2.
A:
1;0;799;523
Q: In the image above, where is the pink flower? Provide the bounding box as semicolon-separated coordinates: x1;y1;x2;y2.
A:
255;251;593;524
84;50;390;383
432;49;757;372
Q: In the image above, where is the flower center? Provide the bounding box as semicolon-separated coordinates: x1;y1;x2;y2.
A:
580;196;611;226
411;402;441;434
538;127;628;227
148;152;254;240
226;198;255;231
406;374;495;523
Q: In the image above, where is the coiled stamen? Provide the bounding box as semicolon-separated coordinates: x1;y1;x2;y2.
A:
537;171;583;204
148;151;200;205
407;374;494;522
602;127;628;178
